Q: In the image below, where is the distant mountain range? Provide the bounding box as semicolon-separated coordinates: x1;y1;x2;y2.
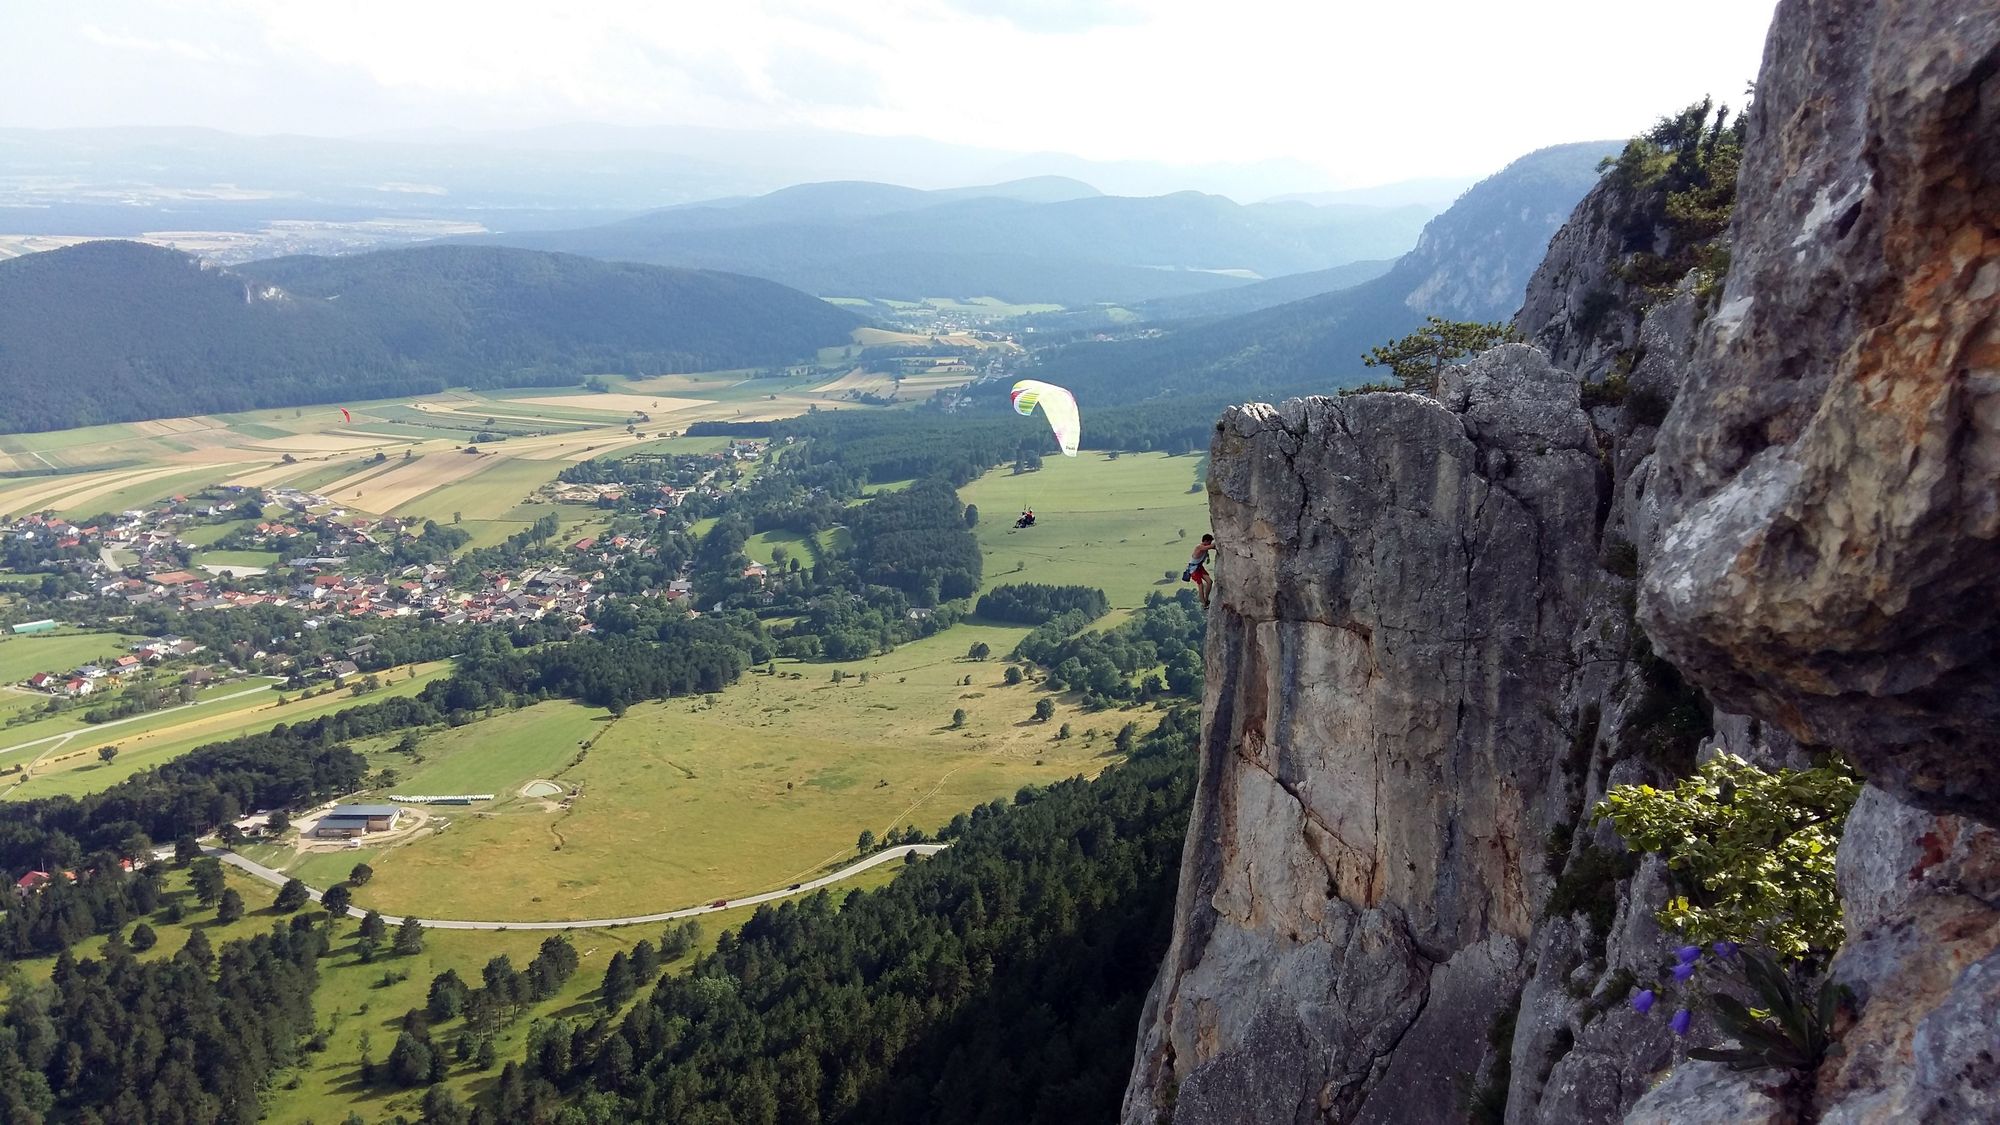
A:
1029;141;1618;404
1020;258;1399;333
471;179;1434;305
0;242;857;433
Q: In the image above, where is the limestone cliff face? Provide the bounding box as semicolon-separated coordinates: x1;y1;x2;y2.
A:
1129;3;1997;1122
1121;348;1606;1124
1635;0;2000;1119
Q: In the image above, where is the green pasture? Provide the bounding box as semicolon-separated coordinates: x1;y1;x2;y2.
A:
0;677;274;759
0;662;456;802
57;466;245;518
195;549;282;568
392;458;561;523
960;452;1210;610
375;701;606;796
0;629;147;683
329;623;1132;922
177;519;256;546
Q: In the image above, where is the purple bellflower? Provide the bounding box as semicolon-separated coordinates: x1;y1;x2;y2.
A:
1632;989;1656;1015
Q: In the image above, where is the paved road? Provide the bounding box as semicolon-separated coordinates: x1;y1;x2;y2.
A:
207;843;949;930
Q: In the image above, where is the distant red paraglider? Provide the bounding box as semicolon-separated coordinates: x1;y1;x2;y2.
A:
340;408;352;423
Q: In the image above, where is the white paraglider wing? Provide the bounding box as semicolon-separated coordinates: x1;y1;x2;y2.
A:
1010;379;1080;457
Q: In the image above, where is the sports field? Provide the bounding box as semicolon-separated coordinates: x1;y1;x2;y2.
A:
961;451;1212;609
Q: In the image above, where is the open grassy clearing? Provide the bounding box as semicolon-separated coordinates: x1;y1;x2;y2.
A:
56;464;255;518
0;661;457;802
375;701;606;796
0;677;274;759
176;518;257;546
389;457;559;524
0;628;148;683
195;549;282;569
307;624;1140;922
961;452;1211;610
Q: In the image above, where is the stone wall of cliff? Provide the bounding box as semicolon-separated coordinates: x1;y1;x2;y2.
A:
1126;2;1997;1122
1635;0;2000;1119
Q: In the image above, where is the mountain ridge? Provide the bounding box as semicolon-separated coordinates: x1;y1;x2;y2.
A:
0;241;859;433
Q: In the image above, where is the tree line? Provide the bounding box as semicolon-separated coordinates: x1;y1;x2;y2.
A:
463;707;1199;1124
0;922;325;1123
974;583;1110;625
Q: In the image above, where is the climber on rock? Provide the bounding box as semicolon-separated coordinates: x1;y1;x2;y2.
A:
1184;533;1217;608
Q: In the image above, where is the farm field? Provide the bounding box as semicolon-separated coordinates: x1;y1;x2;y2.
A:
0;628;147;683
296;622;1140;922
0;660;457;801
0;676;274;760
0;329;962;524
961;451;1211;609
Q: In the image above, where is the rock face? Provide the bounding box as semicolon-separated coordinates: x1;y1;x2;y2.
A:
1128;3;1998;1122
1640;0;2000;823
1637;1;2000;1120
1121;347;1603;1124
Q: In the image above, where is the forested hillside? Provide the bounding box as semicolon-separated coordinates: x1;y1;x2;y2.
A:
0;241;858;432
1032;141;1614;403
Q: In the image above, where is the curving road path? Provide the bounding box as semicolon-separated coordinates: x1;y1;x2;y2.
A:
204;843;948;931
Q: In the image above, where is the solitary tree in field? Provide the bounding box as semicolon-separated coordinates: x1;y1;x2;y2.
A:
350;863;375;886
130;922;158;952
1004;666;1024;686
322;883;353;918
360;910;388;943
216;888;245;924
968;641;991;660
97;745;119;764
274;878;311;913
1033;698;1056;722
951;708;967;729
1362;317;1522;396
394;915;426;956
857;829;877;853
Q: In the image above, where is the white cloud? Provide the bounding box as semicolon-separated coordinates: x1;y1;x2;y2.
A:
79;21;247;66
15;0;1780;186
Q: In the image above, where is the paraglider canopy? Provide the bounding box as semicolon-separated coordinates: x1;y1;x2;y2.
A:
1010;379;1079;457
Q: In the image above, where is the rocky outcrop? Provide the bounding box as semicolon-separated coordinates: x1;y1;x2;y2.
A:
1129;3;1997;1122
1637;1;2000;1119
1121;346;1604;1123
1640;0;2000;823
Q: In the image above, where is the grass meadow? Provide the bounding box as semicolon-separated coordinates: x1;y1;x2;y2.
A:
961;452;1211;609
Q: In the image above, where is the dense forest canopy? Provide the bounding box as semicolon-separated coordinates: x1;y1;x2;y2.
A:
0;241;858;432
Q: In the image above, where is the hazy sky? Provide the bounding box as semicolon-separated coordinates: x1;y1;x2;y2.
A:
5;0;1780;187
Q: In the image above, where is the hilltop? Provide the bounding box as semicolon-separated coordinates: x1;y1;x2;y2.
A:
0;242;859;432
472;180;1433;305
1030;141;1615;402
